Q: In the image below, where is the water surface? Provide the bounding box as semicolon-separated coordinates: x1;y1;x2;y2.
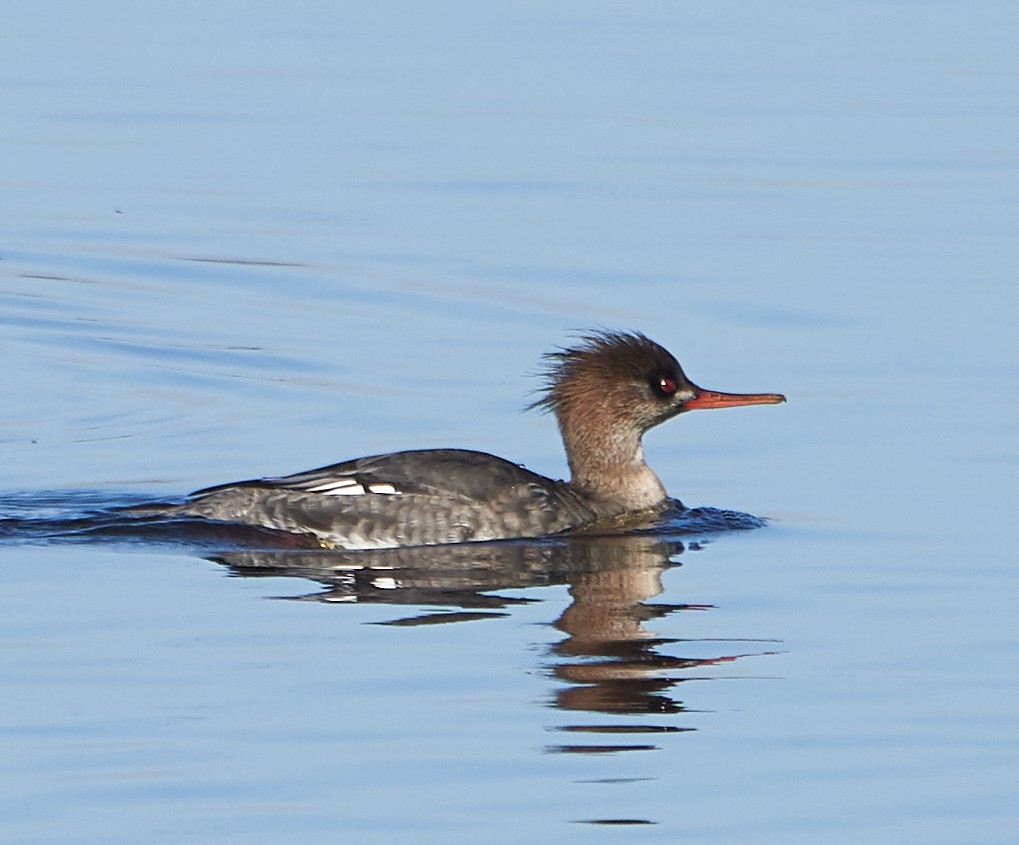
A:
2;2;1018;843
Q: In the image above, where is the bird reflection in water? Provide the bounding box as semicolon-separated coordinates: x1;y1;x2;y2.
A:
214;528;779;727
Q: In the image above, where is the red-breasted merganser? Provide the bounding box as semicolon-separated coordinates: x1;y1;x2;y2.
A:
172;331;784;549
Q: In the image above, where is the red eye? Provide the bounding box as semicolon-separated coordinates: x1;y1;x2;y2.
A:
656;375;678;396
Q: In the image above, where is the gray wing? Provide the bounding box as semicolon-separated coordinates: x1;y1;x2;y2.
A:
190;449;558;503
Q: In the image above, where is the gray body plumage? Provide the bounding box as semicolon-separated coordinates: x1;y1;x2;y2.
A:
174;449;601;549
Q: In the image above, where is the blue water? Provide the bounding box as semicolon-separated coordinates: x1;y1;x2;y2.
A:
3;2;1018;843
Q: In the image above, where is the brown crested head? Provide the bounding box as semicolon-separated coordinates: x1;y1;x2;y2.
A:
527;330;785;506
528;330;696;434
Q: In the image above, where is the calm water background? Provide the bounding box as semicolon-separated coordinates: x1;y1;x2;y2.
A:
3;2;1018;842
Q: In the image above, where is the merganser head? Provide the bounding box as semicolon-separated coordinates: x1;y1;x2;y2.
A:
529;330;785;434
528;330;784;508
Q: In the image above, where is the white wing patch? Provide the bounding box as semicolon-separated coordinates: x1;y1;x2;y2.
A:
304;478;364;495
303;477;401;496
367;483;398;495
